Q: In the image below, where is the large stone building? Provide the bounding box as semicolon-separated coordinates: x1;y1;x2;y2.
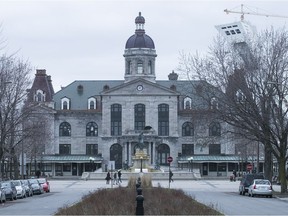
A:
25;12;259;178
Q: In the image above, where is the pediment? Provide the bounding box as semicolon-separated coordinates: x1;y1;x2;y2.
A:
101;78;179;96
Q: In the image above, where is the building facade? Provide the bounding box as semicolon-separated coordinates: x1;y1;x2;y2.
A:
25;13;262;178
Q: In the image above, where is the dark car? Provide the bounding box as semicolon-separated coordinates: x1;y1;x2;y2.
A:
1;181;17;201
28;178;44;195
239;173;265;195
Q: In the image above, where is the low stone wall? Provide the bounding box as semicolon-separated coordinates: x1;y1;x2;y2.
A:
81;171;201;181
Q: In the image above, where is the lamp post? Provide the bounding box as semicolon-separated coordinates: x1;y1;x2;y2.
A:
188;157;193;172
89;157;95;172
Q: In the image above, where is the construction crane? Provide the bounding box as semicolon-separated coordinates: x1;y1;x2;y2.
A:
224;4;288;21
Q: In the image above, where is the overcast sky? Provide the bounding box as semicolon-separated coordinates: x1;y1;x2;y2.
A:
1;0;288;92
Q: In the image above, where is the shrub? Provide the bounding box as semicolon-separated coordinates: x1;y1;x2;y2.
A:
56;178;222;215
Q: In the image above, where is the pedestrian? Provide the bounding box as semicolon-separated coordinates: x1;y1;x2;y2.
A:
118;169;122;183
113;172;118;185
233;170;236;181
36;170;41;178
105;172;111;184
169;170;174;182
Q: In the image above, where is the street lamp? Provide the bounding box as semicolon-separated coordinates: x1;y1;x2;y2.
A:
89;157;95;172
188;157;193;172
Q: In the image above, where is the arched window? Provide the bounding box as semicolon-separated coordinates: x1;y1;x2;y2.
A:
127;61;132;74
111;104;122;136
134;104;145;131
148;61;152;74
158;104;169;136
88;97;96;110
157;144;170;165
86;122;98;136
137;61;143;74
209;122;221;136
184;97;192;109
61;97;70;110
59;122;71;136
34;89;46;102
182;122;194;136
210;97;218;109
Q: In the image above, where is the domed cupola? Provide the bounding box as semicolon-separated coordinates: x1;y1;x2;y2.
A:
124;12;157;83
125;12;155;49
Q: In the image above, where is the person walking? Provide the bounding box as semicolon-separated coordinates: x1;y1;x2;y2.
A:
113;172;118;185
105;172;111;184
169;170;174;182
118;169;122;183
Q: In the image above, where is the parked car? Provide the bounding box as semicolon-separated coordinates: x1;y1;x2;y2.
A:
12;180;26;199
0;183;6;203
239;173;265;195
37;178;50;193
248;179;273;198
1;181;17;201
28;179;44;195
21;179;33;197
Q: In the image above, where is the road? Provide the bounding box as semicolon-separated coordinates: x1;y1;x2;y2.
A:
0;179;287;215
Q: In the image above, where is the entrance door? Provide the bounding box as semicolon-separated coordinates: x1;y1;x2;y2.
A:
72;163;77;176
110;144;123;169
203;163;208;176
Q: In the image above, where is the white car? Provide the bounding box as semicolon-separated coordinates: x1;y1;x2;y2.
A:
0;183;6;203
248;179;273;198
12;180;26;199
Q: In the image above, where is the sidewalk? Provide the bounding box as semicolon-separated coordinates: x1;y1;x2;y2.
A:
272;184;288;201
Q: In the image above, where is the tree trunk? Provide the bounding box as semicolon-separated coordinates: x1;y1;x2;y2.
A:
278;156;288;193
264;144;273;181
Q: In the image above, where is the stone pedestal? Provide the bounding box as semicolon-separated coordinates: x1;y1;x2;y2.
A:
132;148;150;172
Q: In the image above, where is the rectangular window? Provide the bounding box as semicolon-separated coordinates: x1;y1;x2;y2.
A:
111;121;122;136
55;164;62;172
158;104;169;136
111;104;122;136
59;144;71;155
209;163;217;171
86;144;98;155
135;104;145;131
218;163;227;172
42;163;52;172
209;144;221;155
63;163;71;172
182;144;194;156
159;121;169;136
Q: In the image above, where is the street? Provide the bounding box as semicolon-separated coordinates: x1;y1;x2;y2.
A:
0;179;287;215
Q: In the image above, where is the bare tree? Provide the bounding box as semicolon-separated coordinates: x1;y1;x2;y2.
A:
0;54;32;179
178;27;288;193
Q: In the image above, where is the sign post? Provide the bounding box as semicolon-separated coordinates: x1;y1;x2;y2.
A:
167;156;173;188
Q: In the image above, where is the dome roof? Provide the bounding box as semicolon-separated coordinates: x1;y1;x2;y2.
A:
125;12;155;49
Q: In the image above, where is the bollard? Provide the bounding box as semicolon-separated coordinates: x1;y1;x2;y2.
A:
135;194;144;215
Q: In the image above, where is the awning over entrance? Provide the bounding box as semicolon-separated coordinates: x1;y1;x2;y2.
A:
40;155;104;163
177;155;264;163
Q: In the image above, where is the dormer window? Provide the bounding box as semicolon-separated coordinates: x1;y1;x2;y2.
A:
77;85;84;94
34;89;46;102
88;97;96;110
61;97;71;110
184;97;192;109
